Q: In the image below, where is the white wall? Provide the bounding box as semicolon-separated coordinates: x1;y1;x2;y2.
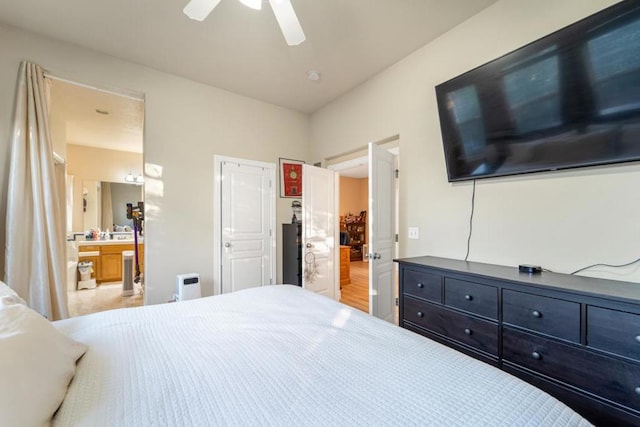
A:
339;177;367;218
311;0;640;282
0;24;310;304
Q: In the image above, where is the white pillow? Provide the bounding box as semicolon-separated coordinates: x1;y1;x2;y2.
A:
0;280;26;305
0;299;87;427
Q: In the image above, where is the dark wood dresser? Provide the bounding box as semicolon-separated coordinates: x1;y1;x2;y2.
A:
395;256;640;426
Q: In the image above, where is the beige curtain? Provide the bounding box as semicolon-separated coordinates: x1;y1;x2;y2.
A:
4;62;68;320
101;182;114;231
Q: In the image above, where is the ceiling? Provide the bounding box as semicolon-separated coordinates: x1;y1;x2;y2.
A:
49;79;144;153
0;0;499;113
331;158;369;179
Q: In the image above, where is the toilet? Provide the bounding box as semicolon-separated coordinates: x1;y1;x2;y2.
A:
77;261;97;289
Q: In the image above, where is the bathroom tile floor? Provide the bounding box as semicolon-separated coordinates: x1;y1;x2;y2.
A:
67;283;143;317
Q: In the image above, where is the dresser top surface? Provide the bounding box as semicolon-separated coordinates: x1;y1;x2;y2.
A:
395;256;640;304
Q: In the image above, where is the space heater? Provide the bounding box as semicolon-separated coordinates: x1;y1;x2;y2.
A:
122;251;135;296
176;273;201;301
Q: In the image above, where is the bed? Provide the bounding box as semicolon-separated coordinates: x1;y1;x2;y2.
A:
2;284;591;426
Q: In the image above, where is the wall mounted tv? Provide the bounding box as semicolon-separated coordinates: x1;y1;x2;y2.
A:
435;1;640;182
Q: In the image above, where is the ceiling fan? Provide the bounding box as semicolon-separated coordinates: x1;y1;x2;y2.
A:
183;0;306;46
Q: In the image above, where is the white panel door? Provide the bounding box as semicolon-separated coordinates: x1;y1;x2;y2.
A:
221;160;273;294
368;143;396;322
302;164;339;300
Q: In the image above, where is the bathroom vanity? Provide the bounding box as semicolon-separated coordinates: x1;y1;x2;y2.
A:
78;240;144;283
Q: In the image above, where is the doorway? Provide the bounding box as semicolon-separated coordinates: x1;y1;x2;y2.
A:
338;173;370;313
47;77;145;317
329;141;399;319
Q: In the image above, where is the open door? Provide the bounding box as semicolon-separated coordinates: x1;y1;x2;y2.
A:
368;143;396;322
301;164;340;300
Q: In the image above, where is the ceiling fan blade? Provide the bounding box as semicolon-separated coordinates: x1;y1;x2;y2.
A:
239;0;262;10
183;0;222;21
268;0;306;46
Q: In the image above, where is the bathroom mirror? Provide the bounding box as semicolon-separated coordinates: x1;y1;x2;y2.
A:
81;180;143;232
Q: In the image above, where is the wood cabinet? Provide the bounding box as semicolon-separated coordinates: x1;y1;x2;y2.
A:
78;242;144;284
100;253;122;282
340;245;350;287
396;256;640;427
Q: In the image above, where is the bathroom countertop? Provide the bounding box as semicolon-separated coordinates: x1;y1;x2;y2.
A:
78;238;144;247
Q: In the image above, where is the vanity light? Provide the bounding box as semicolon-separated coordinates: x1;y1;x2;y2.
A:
125;172;144;185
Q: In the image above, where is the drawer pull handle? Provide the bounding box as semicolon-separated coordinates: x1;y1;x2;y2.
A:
464;294;473;301
417;283;424;288
464;328;472;335
417;311;424;318
532;310;542;318
531;351;542;360
636;387;640;396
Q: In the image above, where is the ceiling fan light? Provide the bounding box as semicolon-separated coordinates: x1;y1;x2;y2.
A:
269;0;305;46
239;0;262;10
183;0;223;21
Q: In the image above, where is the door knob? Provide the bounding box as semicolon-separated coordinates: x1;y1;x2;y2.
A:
224;242;231;248
373;253;381;260
306;243;313;248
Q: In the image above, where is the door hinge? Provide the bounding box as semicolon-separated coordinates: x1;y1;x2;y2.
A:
395;169;399;178
270;278;273;285
269;229;272;237
395;297;399;306
395;233;398;242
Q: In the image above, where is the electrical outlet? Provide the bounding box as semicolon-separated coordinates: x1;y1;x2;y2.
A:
408;227;419;240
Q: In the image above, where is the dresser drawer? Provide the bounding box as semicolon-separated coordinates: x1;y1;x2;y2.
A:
503;290;580;343
588;306;640;362
503;327;640;412
404;296;498;356
402;268;442;303
444;278;497;320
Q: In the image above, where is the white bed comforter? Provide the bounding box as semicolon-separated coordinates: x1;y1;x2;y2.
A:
53;285;590;426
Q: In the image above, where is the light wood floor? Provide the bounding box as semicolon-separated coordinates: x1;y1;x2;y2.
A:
67;283;143;317
340;260;369;313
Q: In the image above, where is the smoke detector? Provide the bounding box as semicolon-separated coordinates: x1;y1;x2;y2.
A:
307;70;321;81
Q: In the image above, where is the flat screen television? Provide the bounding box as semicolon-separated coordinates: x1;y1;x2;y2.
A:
435;0;640;182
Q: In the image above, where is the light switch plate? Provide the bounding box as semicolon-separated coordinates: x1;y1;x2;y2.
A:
408;227;419;240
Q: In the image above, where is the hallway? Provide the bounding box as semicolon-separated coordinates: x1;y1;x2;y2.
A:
340;260;368;313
